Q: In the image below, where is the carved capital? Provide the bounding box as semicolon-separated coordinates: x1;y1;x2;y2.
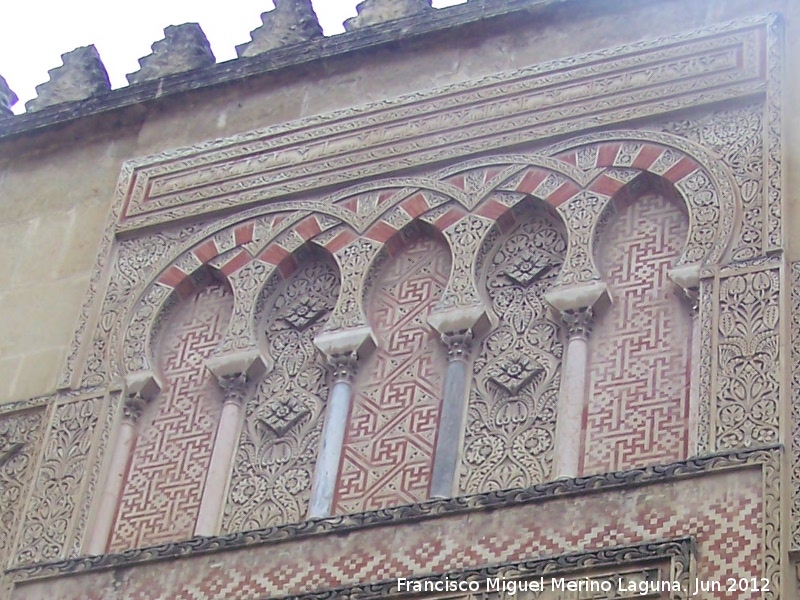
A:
328;351;359;383
123;394;149;423
218;372;249;407
314;326;376;360
206;350;267;381
122;371;160;424
441;329;473;362
428;304;490;339
545;281;609;313
668;264;701;316
561;307;594;340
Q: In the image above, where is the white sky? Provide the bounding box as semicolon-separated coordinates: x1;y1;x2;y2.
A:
0;0;466;115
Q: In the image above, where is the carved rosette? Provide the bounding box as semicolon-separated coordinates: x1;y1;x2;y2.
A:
223;260;340;532
461;211;566;493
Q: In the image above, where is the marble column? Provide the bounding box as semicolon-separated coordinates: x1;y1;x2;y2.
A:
308;326;375;518
194;374;248;537
85;372;159;555
545;282;608;480
307;352;358;518
429;329;473;498
427;304;489;499
668;265;701;456
551;307;594;479
195;351;265;537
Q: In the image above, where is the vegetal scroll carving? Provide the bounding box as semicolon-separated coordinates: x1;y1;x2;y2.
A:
716;269;779;449
461;210;566;493
223;259;340;532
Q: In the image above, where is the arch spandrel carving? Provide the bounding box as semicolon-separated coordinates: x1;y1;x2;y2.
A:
460;204;567;494
546;130;740;272
223;253;341;532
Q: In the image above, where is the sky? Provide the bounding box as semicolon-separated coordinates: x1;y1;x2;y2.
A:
0;0;466;115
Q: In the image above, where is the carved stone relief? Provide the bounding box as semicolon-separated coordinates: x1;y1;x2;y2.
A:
0;409;45;568
460;209;566;493
437;214;493;311
583;191;691;474
223;259;340;532
334;236;450;513
714;268;780;450
659;103;765;262
792;262;800;550
325;237;381;331
12;394;110;566
109;283;232;552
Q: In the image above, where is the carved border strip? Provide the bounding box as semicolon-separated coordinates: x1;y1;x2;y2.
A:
764;15;783;253
4;446;778;583
277;538;695;600
791;261;800;548
115;16;771;232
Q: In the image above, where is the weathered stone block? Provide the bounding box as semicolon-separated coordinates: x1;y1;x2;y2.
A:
236;0;322;58
344;0;433;30
127;23;215;85
25;46;110;112
0;74;17;118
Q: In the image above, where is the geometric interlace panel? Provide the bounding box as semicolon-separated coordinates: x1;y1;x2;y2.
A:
109;283;232;551
333;237;450;514
461;210;566;493
583;192;691;475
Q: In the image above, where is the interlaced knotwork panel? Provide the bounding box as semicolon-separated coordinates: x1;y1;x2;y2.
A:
109;283;232;552
460;212;566;493
223;260;340;532
333;237;450;513
583;193;691;474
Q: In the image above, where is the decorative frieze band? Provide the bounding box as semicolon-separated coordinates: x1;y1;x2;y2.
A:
115;17;770;232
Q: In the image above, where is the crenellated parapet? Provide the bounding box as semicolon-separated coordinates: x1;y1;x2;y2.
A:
25;45;110;112
236;0;323;57
126;23;215;84
0;74;17;118
344;0;433;30
3;0;475;120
